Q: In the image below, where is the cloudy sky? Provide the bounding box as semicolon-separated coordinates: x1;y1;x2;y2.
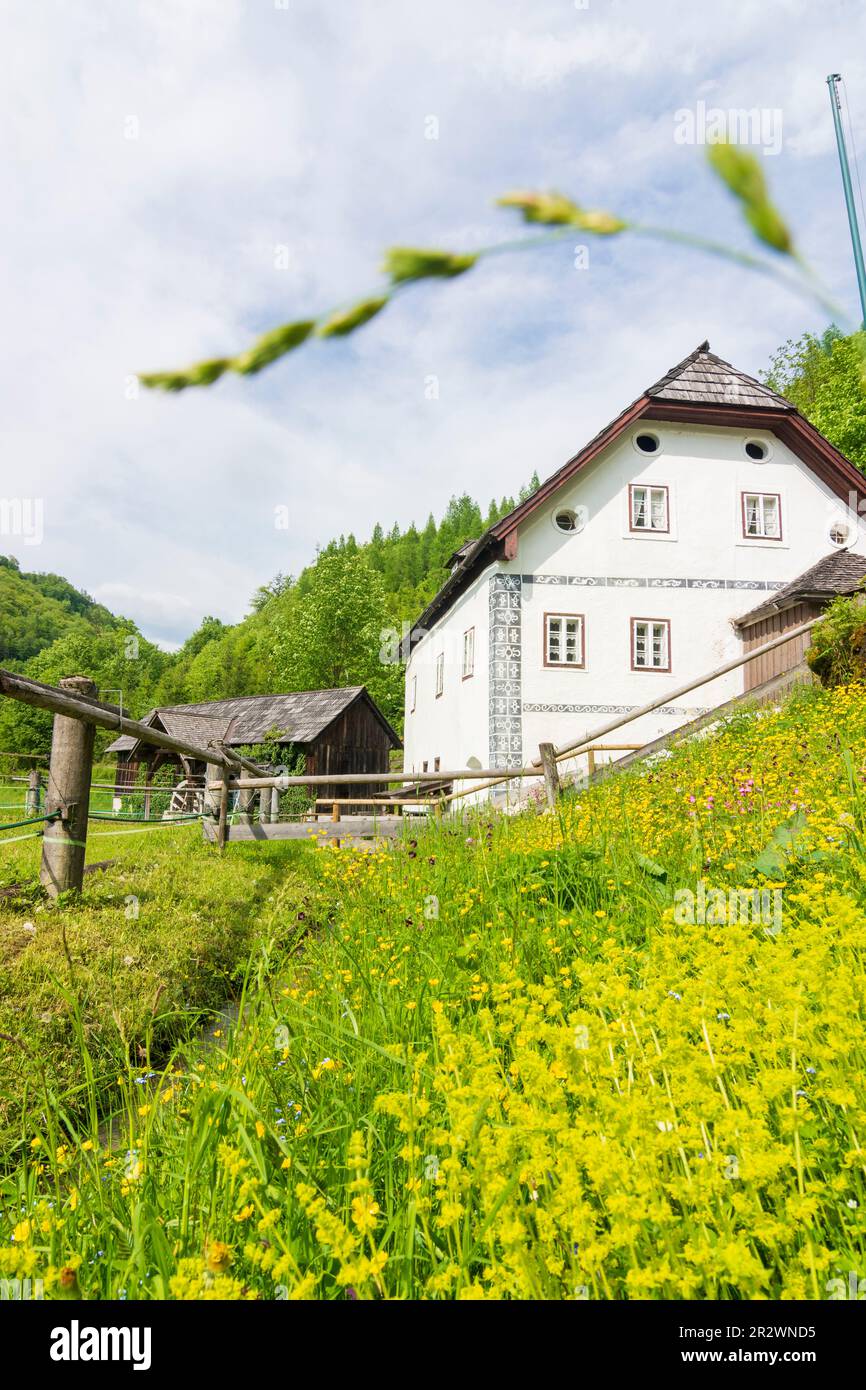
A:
1;0;865;647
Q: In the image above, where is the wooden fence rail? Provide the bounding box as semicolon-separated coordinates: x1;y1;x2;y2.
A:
0;669;263;775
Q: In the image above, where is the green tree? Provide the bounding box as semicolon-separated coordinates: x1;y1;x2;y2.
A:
272;549;402;725
0;624;167;758
763;327;866;470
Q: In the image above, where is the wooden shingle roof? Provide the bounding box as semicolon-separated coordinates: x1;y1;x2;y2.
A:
107;687;400;755
734;551;866;628
646;341;791;410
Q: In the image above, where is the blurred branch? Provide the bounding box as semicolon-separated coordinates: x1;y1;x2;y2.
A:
138;143;855;393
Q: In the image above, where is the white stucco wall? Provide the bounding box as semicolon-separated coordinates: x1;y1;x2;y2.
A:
403;419;864;801
403;568;490;779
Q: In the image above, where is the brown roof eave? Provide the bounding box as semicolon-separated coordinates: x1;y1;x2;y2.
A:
409;534;505;647
490;395;651;541
732;590;832;631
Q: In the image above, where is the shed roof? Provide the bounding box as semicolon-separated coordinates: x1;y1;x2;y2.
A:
734;551;866;629
106;686;400;756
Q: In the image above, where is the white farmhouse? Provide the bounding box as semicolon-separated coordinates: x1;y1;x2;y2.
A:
402;343;866;798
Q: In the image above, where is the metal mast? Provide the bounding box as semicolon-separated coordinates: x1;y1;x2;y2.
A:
827;73;866;327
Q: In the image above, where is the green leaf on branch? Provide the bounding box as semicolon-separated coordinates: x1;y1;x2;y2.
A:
317;296;389;338
232;320;317;375
140;321;316;391
706;142;793;254
139;358;232;392
497;190;583;224
382;247;478;284
497;190;626;234
573;208;627;235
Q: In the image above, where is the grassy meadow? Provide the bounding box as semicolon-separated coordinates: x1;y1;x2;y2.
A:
1;682;866;1300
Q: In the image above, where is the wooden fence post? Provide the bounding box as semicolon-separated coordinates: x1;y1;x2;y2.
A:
259;787;271;823
538;742;560;810
40;676;97;897
25;768;42;817
586;748;596;784
269;785;280;824
217;779;229;850
235;771;256;829
331;802;341;823
203;761;221;839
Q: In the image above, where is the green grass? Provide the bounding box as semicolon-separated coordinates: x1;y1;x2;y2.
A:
2;681;866;1300
0;823;309;1159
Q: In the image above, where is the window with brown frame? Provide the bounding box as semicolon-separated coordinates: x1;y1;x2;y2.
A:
409;674;417;712
544;613;584;668
435;652;444;697
629;483;669;532
631;618;671;671
462;627;475;679
741;491;782;540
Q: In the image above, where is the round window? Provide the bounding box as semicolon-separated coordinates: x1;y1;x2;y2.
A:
634;432;660;455
744;439;769;461
553;508;580;534
829;520;852;548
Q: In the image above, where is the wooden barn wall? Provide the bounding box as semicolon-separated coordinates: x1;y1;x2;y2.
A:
305;701;395;806
741;602;821;692
114;754;139;793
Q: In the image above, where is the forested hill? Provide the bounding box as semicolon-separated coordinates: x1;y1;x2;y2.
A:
0;555;121;664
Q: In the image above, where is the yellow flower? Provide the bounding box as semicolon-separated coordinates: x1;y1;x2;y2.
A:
206;1242;233;1273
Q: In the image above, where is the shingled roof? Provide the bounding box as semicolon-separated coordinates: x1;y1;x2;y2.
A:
410;342;866;645
646;341;791;410
107;687;400;756
734;551;866;629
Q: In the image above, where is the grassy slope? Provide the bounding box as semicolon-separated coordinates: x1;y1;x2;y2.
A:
1;681;866;1300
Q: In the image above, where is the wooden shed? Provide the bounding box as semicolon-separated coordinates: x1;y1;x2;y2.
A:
106;686;401;805
734;551;866;691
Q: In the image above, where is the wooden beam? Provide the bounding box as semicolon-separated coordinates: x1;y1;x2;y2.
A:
313;797;445;806
0;668;253;771
210;769;532;790
203;816;405;843
592;663;812;779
